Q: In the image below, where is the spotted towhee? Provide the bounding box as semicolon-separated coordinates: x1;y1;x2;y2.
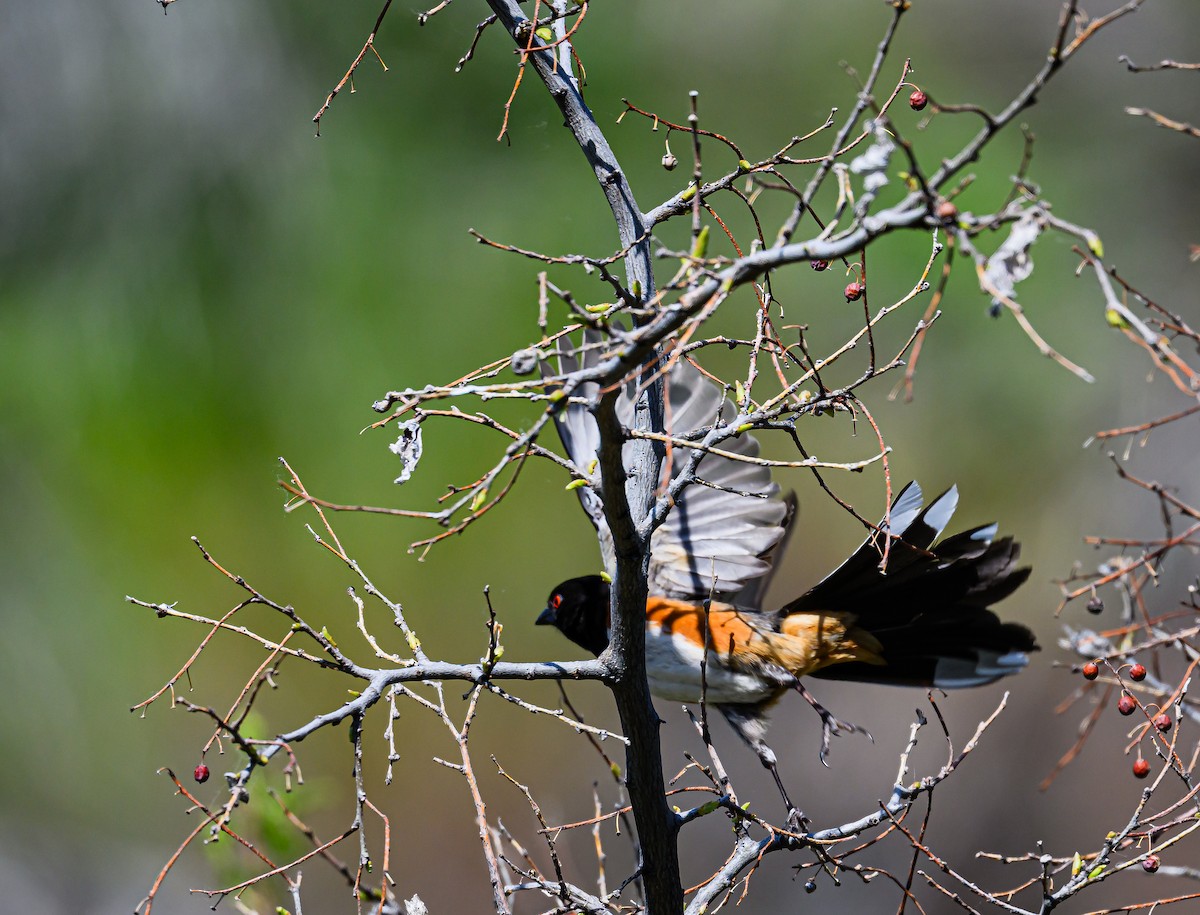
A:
536;333;1037;820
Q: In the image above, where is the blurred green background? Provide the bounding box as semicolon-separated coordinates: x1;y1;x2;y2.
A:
2;1;1197;912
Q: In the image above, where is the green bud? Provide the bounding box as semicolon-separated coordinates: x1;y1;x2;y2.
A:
1105;308;1130;329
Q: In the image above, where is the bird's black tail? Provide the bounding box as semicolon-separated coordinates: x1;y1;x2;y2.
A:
783;483;1038;689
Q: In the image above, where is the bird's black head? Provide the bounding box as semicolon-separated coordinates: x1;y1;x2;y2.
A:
537;575;611;656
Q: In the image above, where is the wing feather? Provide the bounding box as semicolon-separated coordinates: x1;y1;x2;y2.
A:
543;334;786;599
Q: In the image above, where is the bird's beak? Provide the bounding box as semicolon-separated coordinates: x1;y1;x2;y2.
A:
536;607;556;626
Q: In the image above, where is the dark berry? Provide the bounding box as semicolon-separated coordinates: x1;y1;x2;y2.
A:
1154;713;1173;732
844;281;865;302
1086;596;1104;614
1130;663;1147;682
1142;854;1160;873
909;89;928;111
1132;758;1151;779
1117;694;1137;716
1082;661;1099;680
811;259;829;271
194;764;210;784
934;199;958;221
804;880;817;894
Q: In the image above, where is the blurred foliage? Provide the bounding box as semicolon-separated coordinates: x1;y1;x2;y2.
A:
1;1;1196;912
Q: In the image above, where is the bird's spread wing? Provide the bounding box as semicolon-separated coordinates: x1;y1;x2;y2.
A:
544;333;788;602
780;482;940;612
778;482;1036;689
782;481;1030;617
542;330;623;561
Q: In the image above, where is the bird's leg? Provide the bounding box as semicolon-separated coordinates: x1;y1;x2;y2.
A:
717;702;809;829
752;740;808;830
794;682;872;765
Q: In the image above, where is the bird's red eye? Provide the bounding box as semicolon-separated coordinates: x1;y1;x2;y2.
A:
552;593;563;609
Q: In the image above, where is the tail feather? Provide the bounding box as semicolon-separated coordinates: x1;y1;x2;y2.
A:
784;483;1037;690
812;604;1036;689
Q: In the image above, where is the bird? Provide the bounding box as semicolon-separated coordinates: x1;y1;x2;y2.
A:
535;332;1037;822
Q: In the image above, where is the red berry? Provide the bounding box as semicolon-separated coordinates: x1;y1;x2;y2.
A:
811;259;829;271
844;281;865;302
194;764;210;784
1117;694;1137;716
1130;663;1147;681
934;199;958;221
1142;854;1160;873
1154;713;1173;732
1082;661;1099;680
909;89;928;111
1133;758;1151;779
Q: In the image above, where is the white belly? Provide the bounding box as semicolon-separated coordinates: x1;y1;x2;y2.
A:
644;621;780;705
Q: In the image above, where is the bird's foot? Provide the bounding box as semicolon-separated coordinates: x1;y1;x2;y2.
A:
785;806;810;832
795;682;872;765
816;710;872;766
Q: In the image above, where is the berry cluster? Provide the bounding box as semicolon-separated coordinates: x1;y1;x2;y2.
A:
1079;660;1175;780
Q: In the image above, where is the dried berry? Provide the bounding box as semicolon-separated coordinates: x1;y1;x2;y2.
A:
844;281;865;302
1086;596;1104;614
1117;694;1137;716
909;88;928;111
1142;854;1160;873
1129;663;1147;682
1132;758;1151;779
1154;713;1173;732
811;259;829;272
194;764;210;784
661;152;678;171
1081;661;1099;680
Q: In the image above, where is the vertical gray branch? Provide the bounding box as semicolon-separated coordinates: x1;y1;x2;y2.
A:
483;2;679;910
